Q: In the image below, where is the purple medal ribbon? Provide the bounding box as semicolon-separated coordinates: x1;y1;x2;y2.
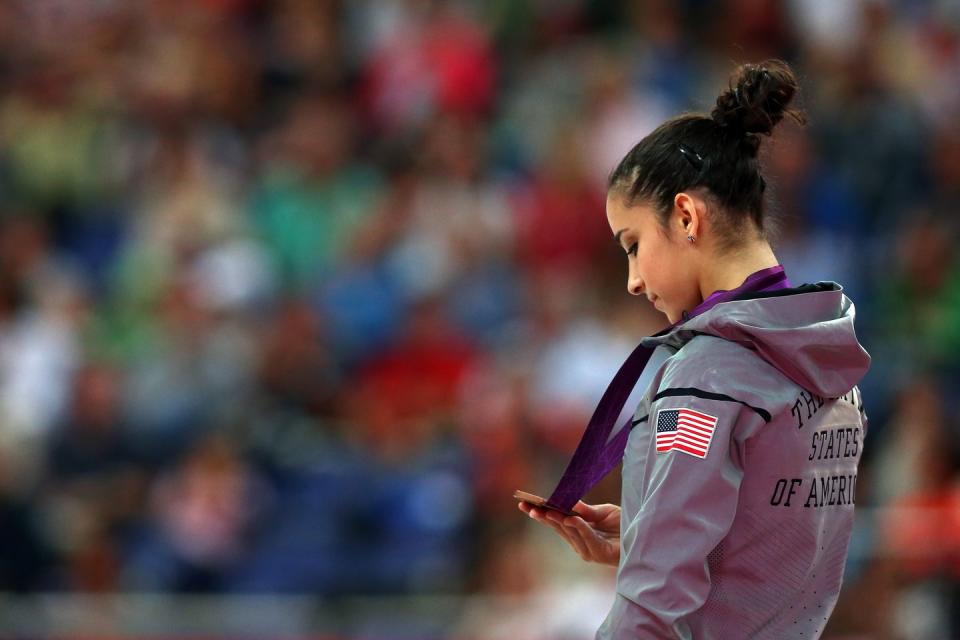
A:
545;265;792;512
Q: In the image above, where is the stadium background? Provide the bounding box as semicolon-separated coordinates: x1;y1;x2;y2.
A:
0;0;958;638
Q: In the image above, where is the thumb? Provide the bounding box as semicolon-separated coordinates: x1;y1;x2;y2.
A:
572;501;601;521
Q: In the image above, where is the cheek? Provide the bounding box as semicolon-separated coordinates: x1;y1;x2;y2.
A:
642;243;696;305
638;242;672;290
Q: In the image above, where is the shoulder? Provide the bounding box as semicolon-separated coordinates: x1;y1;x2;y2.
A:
657;334;801;424
660;333;786;390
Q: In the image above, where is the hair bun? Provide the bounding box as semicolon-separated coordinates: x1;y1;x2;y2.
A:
711;59;805;137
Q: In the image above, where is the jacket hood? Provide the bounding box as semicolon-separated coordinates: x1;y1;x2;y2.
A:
641;283;871;398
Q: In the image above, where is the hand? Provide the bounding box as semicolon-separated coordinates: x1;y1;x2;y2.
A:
519;500;621;567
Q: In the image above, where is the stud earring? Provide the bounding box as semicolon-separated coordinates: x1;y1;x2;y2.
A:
687;234;695;243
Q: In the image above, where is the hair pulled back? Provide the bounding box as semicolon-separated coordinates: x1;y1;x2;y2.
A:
608;59;806;247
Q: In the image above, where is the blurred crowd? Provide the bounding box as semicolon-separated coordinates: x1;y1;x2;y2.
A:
0;0;958;638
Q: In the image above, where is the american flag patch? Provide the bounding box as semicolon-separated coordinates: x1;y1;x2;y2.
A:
655;408;719;459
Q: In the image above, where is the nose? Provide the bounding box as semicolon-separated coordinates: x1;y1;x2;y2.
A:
627;272;644;296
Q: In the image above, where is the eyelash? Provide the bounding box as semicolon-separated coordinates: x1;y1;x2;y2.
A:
626;242;638;257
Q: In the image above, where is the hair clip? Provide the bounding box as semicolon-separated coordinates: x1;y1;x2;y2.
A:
678;143;704;171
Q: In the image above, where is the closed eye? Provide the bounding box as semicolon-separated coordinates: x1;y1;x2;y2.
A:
626;242;638;256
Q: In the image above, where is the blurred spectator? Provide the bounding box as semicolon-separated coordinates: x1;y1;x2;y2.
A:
872;216;960;374
251;92;382;290
125;434;266;591
358;2;495;132
879;381;960;639
41;363;143;591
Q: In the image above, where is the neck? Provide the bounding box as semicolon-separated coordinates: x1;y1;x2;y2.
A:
697;240;780;301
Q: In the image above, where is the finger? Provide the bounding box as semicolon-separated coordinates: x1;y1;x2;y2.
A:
569;516;607;553
593;503;621;520
542;509;567;525
573;501;618;525
527;506;550;520
547;520;583;553
575;503;621;532
530;511;585;552
572;501;599;520
561;518;590;558
526;508;592;555
569;514;614;553
528;507;569;534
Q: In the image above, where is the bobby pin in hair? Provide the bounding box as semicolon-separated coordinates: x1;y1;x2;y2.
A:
678;143;705;172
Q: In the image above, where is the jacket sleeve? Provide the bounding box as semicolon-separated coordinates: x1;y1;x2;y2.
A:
595;392;761;639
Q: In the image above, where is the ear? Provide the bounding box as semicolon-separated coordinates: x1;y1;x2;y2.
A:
673;191;704;241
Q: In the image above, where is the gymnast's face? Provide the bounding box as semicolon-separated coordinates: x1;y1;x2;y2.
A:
606;192;704;324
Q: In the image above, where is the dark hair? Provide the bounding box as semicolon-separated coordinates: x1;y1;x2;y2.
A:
607;59;806;249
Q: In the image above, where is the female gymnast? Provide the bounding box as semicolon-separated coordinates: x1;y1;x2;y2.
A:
518;59;871;639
